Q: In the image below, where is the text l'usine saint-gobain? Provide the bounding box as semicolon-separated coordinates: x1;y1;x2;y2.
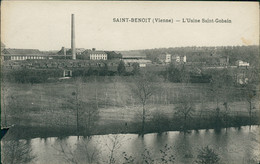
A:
112;18;232;23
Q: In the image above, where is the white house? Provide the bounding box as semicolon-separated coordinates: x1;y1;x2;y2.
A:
172;55;187;63
87;51;108;60
158;53;172;63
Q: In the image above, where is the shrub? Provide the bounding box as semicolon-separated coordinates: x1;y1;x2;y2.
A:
195;146;220;164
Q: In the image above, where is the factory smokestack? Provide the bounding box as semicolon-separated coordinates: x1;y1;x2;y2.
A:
71;14;76;60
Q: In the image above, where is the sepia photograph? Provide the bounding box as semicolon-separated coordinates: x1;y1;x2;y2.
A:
1;1;259;164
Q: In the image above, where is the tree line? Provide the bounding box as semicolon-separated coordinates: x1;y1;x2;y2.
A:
140;45;259;66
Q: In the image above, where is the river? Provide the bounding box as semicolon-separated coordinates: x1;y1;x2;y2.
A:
1;126;260;164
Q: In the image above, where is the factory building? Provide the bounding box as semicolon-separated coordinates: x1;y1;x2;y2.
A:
122;56;151;67
1;48;49;61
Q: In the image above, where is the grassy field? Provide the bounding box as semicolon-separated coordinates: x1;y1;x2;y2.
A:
1;76;259;138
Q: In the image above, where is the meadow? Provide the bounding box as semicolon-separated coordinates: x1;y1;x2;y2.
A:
1;76;259;138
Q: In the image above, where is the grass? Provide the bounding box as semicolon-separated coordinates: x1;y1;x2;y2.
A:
1;77;259;139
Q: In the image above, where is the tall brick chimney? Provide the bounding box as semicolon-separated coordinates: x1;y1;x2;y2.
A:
71;14;76;60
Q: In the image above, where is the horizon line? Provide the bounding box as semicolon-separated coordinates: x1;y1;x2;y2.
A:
2;44;259;52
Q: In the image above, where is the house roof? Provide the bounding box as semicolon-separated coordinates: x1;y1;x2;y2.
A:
105;51;117;55
3;48;42;55
2;54;46;56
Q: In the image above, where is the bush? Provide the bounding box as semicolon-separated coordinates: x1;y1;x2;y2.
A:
195;146;220;164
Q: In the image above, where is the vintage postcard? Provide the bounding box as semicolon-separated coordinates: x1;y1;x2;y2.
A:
1;1;259;164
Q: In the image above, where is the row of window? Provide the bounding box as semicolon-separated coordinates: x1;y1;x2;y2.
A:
90;54;107;57
11;56;46;60
90;56;107;60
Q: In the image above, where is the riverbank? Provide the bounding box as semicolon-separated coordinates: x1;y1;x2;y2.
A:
5;112;260;140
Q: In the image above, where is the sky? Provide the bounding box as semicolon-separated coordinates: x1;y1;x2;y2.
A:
1;1;259;51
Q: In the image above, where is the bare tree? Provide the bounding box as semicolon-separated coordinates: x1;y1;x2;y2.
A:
174;95;195;132
74;139;99;163
112;76;119;107
210;69;233;130
242;84;257;128
103;134;125;164
72;86;80;138
63;99;99;136
220;69;233;130
1;139;36;164
54;141;78;164
62;79;99;137
132;73;154;136
244;68;259;128
53;138;99;164
83;102;99;135
94;76;99;108
210;70;223;108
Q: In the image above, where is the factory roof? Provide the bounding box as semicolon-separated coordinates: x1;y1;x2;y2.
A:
2;48;42;55
122;56;146;59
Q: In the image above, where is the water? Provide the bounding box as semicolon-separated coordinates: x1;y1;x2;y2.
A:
2;126;260;164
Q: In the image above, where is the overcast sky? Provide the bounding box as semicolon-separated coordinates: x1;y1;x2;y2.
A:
1;1;259;51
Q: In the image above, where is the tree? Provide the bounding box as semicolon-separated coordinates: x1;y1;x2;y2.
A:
179;64;190;84
174;95;195;132
2;139;36;164
166;63;181;82
240;68;258;128
209;70;223;108
64;98;99;136
87;66;94;76
106;51;122;60
63;79;99;136
195;146;220;164
83;102;99;135
100;63;109;76
219;69;233;129
117;60;126;75
132;62;140;75
54;138;99;164
103;135;125;164
242;84;257;128
132;73;154;136
72;90;80;138
151;110;170;133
